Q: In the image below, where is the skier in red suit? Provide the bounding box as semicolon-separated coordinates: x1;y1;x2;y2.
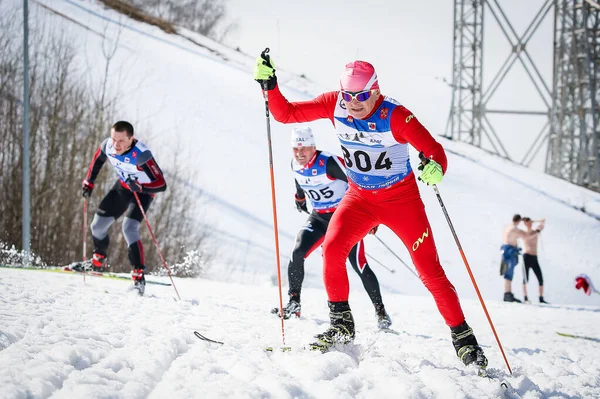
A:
254;53;488;370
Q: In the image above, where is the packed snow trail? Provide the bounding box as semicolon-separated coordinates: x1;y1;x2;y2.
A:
2;268;600;398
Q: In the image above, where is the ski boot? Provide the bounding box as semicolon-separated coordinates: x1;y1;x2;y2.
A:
539;296;549;304
309;301;355;352
132;268;146;296
503;292;522;303
91;253;107;273
271;299;301;319
451;321;488;373
68;260;91;272
375;303;392;330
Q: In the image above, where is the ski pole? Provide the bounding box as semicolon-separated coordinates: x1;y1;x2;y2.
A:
132;192;181;300
260;47;286;346
418;152;512;375
365;252;396;274
82;198;87;283
372;234;419;278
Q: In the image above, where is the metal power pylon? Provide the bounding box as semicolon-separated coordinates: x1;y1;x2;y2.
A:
548;0;600;190
446;0;485;148
446;0;600;191
446;0;553;163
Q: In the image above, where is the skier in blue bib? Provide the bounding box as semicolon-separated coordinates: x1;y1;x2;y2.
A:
273;126;391;329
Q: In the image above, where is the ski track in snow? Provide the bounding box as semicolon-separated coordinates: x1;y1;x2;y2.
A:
1;268;600;399
0;271;195;398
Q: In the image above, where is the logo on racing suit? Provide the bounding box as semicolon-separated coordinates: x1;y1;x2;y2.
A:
412;228;430;251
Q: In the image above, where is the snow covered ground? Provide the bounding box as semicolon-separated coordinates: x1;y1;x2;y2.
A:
1;267;599;399
1;0;600;397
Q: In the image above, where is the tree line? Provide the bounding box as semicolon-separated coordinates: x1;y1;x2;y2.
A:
0;4;212;276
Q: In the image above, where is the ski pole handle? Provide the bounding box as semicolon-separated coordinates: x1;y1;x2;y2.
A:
260;47;271;93
417;151;432;184
261;47;271;64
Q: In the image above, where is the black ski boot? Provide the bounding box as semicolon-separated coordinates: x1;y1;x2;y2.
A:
451;321;488;372
132;268;146;296
503;292;522;303
69;260;91;272
375;303;392;329
271;299;301;319
310;301;355;352
271;292;301;319
539;296;549;304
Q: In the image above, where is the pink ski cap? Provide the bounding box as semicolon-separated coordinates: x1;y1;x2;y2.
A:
340;61;379;92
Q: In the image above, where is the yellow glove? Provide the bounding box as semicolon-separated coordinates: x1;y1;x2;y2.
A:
254;48;277;90
417;153;444;185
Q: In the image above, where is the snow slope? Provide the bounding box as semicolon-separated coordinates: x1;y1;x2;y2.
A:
1;268;600;399
1;0;600;397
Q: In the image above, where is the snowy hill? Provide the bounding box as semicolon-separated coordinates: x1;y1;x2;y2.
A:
2;266;600;398
1;0;600;397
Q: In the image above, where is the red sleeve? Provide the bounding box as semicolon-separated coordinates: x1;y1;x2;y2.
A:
266;84;338;125
390;106;447;173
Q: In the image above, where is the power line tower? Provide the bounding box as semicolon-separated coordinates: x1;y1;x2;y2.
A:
446;0;553;163
446;0;485;148
548;0;600;191
446;0;600;191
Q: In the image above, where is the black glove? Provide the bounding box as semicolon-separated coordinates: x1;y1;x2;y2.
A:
295;196;308;213
125;177;143;193
254;48;277;90
82;179;94;198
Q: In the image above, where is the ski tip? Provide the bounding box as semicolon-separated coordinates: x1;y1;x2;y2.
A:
478;368;512;391
193;331;224;345
556;331;599;342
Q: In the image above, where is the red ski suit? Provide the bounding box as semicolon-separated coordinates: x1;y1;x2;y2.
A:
267;85;465;327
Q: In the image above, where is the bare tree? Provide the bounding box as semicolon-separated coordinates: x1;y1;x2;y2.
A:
105;0;235;41
0;9;213;276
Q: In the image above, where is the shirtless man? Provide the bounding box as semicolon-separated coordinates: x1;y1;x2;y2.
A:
521;217;547;303
501;214;526;302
